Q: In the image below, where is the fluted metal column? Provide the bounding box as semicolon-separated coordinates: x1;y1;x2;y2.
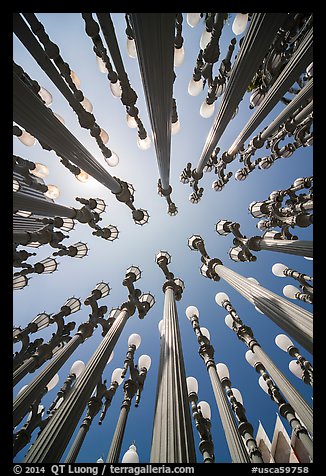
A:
13;192;76;218
150;286;196;462
215;264;313;354
227;27;313;157
106;404;130;463
250;237;313;258
13;330;89;427
196;13;288;174
13;72;122;194
24;307;131;462
129;13;175;191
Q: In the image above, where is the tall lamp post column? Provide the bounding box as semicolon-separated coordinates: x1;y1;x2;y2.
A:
275;334;313;387
23;267;154;462
185;306;250;462
150;251;196;463
188;234;313;354
219;294;313;435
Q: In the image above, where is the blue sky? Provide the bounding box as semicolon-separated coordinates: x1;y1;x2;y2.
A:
13;13;313;464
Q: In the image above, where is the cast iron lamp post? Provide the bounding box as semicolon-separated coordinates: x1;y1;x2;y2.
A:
283;284;313;305
186;376;215;463
23;267;154;462
13;257;58;291
216;219;313;260
216;362;264;463
185;305;250;462
13;297;81;385
188;234;313;353
13;282;109;427
150;251;196;463
272;262;313;297
105;346;151;463
275;334;313;386
245;351;313;460
219;293;313;435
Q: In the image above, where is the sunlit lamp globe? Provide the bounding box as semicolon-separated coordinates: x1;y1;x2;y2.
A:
127;113;138;128
275;334;294;352
188;77;203;96
76;170;90;183
185;305;199;320
186;376;198;395
137;135;151;150
289;360;303;379
171;119;181;135
81;97;93;113
99;128;109;144
46;373;59;391
272;263;287;277
110;80;122;98
198;401;211;420
224;314;234;330
216;362;229;380
96;55;108;73
138;354;151;370
201;327;210;341
187;13;201;27
122;444;139;463
174;46;185;67
105;152;119;167
245;350;259;368
127;38;137;58
31;163;49;179
70;70;81;89
18;130;37;147
283;284;299;300
247;277;260;285
232;13;249;35
111;367;124;386
128;333;141;349
258;375;269;394
44;185;60;200
200;100;215;118
70;360;85;378
200;29;211;50
158;319;164;336
231;388;243;405
215;292;229;307
96;458;104;463
39;87;53;106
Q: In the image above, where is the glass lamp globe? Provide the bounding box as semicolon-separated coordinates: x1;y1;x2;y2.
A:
44;185;60;200
247;277;260;285
110;80;122;98
258;376;269;394
70;70;81;89
200;29;211;50
187;13;201;27
97;457;104;463
216;362;229;380
39;87;53;106
127;113;138;128
224;314;234;330
215;292;229;307
185;305;199;320
46;373;59;392
127;37;137;58
188;77;203;96
138;354;151;370
198;401;211;420
289;360;303;379
105;152;120;167
76;170;90;183
18;130;37;147
158;319;164;336
231;388;243;405
111;368;124;386
232;13;249;35
245;350;259;367
201;327;210;340
171;119;181;135
174;46;185;67
122;444;139;463
70;360;85;378
200;100;215;118
81;97;93;113
272;263;287;277
137;135;151;150
31;163;49;179
96;55;108;73
283;284;299;299
275;334;294;352
128;333;141;349
186;376;198;395
99;128;109;144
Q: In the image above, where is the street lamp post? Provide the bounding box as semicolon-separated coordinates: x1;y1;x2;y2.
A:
23;267;154;462
13;283;110;427
186;377;215;463
150;251;196;463
105;345;151;463
216;362;264;463
246;351;313;461
185;306;250;462
275;334;313;386
219;294;313;435
188;234;313;353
